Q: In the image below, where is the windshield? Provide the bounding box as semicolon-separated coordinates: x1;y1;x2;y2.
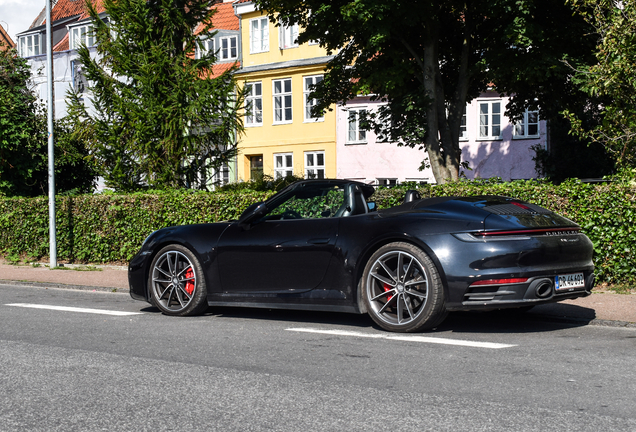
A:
265;184;346;220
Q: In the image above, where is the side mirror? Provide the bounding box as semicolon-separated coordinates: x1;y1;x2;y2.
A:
367;201;377;212
238;202;267;228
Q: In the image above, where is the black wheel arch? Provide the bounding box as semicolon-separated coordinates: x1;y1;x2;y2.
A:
352;233;450;310
142;238;212;302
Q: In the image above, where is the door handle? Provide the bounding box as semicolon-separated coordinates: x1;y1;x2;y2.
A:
308;238;330;244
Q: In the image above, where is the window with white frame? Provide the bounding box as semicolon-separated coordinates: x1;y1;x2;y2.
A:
212;162;230;187
305;151;325;179
304;75;323;122
245;82;263;126
18;33;42;57
514;109;540;138
250;17;269;53
70;25;95;50
459;106;468;140
219;36;238;61
196;38;214;59
273;78;293;124
274;153;293;179
279;24;299;49
347;108;367;144
478;100;502;139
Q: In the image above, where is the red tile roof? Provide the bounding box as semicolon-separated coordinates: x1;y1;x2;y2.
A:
32;0;106;53
43;0;105;25
211;61;239;78
0;24;15;49
195;1;240;34
36;0;238;60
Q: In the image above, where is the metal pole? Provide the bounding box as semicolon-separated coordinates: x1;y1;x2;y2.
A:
46;0;57;268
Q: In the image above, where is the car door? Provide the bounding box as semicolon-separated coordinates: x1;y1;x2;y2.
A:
216;183;346;293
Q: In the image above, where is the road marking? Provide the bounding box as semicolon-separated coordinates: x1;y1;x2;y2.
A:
5;303;143;316
286;328;516;349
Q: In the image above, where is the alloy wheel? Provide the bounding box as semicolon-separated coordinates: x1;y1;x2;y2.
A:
366;250;429;327
151;250;198;313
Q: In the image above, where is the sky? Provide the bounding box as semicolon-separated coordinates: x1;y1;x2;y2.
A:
0;0;45;42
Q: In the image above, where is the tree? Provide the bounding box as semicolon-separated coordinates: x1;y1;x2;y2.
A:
0;44;44;196
255;0;597;183
0;45;97;196
564;0;636;171
68;0;245;191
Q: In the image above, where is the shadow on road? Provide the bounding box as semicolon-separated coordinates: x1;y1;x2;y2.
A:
140;302;596;334
438;304;595;335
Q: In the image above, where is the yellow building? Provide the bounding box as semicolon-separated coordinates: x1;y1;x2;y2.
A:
233;1;336;181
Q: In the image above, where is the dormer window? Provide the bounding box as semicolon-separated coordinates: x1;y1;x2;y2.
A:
70;24;95;50
196;38;215;59
219;36;238;61
19;33;43;57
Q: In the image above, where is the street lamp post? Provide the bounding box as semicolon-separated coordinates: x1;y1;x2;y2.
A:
45;0;57;268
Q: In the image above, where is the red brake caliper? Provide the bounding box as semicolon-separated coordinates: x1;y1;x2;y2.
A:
184;268;195;295
383;283;393;302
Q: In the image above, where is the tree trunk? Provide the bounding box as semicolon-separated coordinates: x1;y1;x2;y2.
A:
421;21;459;184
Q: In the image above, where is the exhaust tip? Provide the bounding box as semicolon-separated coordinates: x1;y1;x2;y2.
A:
535;281;553;298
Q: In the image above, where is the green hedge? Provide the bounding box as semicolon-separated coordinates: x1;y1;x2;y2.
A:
0;189;273;264
1;179;634;285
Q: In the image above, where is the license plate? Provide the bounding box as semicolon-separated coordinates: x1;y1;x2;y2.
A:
555;273;585;290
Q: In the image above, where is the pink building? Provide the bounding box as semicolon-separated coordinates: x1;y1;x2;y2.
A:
336;91;547;184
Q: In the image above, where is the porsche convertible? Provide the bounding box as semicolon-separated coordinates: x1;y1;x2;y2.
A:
128;179;595;332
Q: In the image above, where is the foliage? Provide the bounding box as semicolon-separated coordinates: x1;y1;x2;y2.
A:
0;44;46;196
564;0;636;170
219;173;304;192
67;0;245;191
254;0;597;184
1;180;634;286
0;189;274;264
532;115;615;183
273;187;345;218
0;45;98;196
52;117;100;195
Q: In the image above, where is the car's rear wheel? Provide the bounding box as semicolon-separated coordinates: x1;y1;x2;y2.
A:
362;242;447;332
149;245;208;316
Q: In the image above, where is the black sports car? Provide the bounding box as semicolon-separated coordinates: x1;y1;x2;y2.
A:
128;179;594;332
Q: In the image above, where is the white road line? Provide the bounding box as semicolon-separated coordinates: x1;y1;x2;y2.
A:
5;303;143;316
286;328;516;349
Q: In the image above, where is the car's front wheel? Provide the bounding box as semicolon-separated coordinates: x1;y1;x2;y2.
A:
362;242;447;332
149;245;208;316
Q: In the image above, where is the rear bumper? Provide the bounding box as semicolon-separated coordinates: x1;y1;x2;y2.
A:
446;271;594;311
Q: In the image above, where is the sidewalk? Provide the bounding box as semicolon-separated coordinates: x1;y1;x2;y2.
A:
0;261;128;292
0;261;634;326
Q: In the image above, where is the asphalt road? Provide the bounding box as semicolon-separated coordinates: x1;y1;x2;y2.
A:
1;284;635;432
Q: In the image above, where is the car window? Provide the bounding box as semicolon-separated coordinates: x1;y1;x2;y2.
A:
266;186;345;219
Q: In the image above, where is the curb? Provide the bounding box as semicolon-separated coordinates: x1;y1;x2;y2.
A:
0;280;129;294
12;263;129;271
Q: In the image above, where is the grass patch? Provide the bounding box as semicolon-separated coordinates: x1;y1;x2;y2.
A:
50;265;103;271
72;265;103;272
